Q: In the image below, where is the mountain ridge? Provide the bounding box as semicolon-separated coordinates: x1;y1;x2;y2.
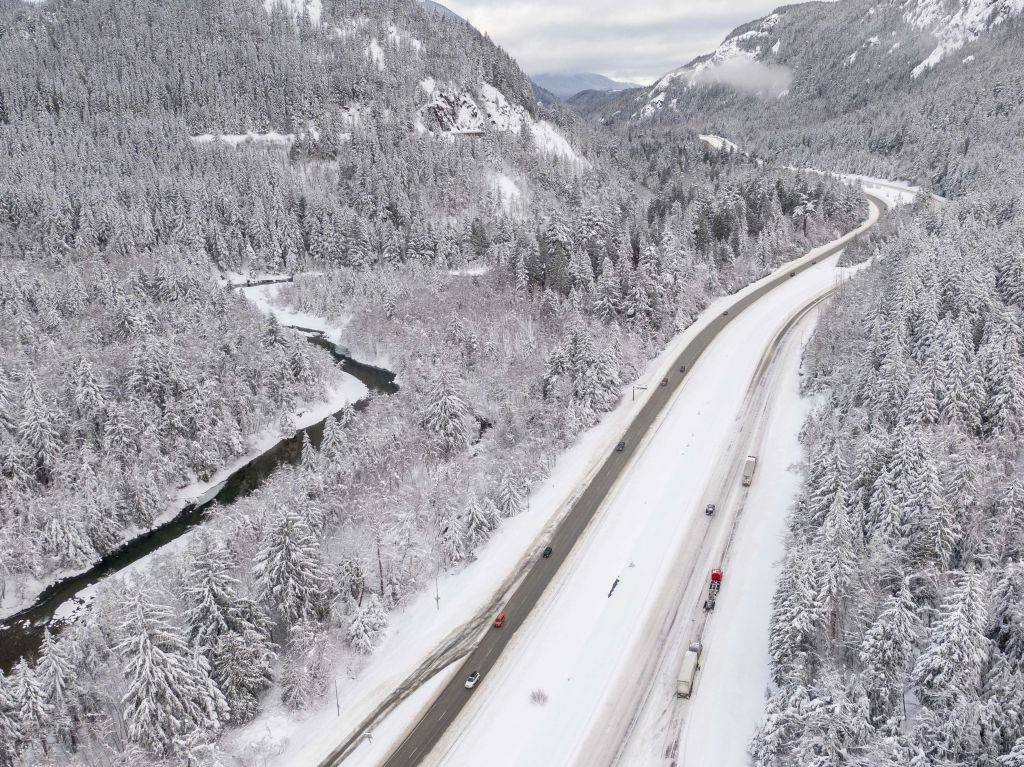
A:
532;71;645;100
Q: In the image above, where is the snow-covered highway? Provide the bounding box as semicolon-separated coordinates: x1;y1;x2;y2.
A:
342;191;886;767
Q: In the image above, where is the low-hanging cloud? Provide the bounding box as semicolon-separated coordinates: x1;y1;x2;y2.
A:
689;57;793;97
439;0;804;84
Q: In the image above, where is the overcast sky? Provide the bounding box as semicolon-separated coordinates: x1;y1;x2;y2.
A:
438;0;792;84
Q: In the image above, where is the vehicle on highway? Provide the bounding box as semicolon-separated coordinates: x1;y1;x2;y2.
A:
493;613;506;628
676;641;703;698
790;271;796;277
615;440;626;452
542;546;553;558
703;569;723;612
660;377;668;387
705;503;716;516
679;364;686;373
741;455;758;486
465;671;481;689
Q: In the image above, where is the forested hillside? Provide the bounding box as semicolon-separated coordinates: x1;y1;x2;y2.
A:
586;0;1024;764
0;0;874;762
593;0;1024;196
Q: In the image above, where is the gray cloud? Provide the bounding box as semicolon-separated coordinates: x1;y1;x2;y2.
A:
437;0;800;83
690;58;793;97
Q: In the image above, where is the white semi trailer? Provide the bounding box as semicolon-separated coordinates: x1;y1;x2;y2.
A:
741;455;758;486
676;641;703;698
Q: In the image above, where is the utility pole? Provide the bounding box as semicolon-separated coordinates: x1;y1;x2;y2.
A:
434;558;441;610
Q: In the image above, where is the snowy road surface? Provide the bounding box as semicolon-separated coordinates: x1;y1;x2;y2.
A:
428;256;855;767
351;193;884;767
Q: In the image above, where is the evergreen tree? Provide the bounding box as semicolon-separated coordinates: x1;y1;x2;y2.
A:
182;532;238;654
498;469;525;518
253;510;331;628
421;368;472;455
281;620;330;710
116;587;229;755
0;668;23;766
35;629;81;748
465;496;499;545
212;628;274;724
593;257;621;323
913;572;989;709
10;659;50;755
859;580;920;724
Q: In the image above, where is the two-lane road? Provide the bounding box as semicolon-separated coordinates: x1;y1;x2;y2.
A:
321;191;886;767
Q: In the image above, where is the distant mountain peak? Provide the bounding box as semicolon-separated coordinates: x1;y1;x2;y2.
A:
531;72;644;100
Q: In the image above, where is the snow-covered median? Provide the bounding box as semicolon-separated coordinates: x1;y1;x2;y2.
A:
432;244;861;767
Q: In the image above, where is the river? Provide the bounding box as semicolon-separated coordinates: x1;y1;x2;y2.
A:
0;333;398;672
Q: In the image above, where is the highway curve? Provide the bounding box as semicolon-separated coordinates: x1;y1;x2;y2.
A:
322;190;886;767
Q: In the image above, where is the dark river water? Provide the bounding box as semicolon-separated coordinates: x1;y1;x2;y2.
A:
0;332;397;672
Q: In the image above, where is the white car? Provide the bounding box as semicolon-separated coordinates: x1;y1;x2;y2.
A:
465;671;481;689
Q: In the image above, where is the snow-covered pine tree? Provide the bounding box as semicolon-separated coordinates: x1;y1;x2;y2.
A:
497;469;525;518
465;495;498;545
116;587;229;755
281;619;330;710
0;667;23;766
253;510;331;630
35;628;82;748
182;531;238;654
859;580;920;724
421;368;472;455
913;572;989;710
10;658;50;756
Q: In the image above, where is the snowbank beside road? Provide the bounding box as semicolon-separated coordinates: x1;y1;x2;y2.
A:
433;252;850;767
675;308;816;767
427;200;879;767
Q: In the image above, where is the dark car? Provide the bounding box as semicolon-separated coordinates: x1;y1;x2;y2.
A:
543;546;553;558
615;440;626;452
705;503;716;516
723;309;729;316
465;671;481;689
679;365;686;373
660;377;668;387
790;271;796;277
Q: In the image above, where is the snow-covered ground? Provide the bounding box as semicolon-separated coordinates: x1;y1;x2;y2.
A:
699;134;740;152
0;276;368;623
905;0;1024;76
224;288;737;765
263;0;321;25
233;275;352;346
429;219;871;767
191;131;296;148
668;307;816;767
0;369;366;623
447;265;491;277
233;197;880;767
